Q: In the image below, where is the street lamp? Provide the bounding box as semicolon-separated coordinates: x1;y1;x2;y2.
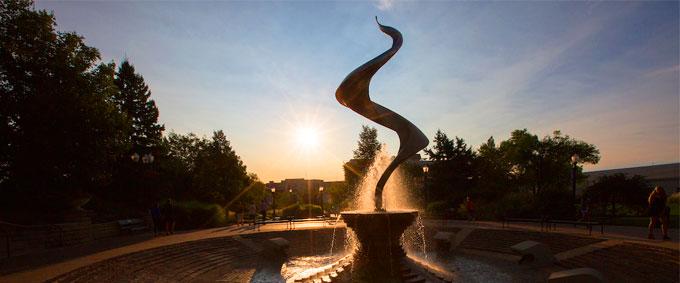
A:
131;153;154;164
422;165;429;204
319;186;325;218
271;187;276;219
571;154;580;215
130;152;154;205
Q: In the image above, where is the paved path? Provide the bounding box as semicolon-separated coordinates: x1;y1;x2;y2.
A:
0;220;341;283
427;219;679;250
2;218;677;282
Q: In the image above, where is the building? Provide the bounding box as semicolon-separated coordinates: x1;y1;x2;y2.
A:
266;179;346;194
584;163;680;193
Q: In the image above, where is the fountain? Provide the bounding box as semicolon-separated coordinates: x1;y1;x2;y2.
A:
336;17;429;282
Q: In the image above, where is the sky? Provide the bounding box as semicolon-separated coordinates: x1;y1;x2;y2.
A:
36;1;679;182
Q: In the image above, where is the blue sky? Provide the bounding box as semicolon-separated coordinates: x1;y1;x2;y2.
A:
37;1;679;182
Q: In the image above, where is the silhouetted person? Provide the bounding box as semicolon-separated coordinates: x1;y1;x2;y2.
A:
579;199;591;222
149;202;162;236
465;196;475;221
164;199;176;235
648;186;670;240
248;203;257;226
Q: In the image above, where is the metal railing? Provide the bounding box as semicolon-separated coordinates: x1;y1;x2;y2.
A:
0;221;64;259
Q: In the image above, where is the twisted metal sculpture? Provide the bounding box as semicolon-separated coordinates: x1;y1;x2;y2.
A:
336;18;429;211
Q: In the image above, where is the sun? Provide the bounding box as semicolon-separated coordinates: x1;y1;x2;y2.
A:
296;126;319;148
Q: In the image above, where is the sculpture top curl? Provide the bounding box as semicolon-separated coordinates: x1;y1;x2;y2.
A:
335;18;429;211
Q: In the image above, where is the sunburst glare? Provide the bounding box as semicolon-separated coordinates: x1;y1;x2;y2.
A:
296;126;319;149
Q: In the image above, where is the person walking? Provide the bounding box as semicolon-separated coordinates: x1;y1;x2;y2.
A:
248;203;257;227
465;196;475;221
164;199;176;235
648;186;670;240
149;202;162;236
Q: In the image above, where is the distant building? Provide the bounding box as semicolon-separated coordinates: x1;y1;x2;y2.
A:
584;163;680;193
267;179;345;194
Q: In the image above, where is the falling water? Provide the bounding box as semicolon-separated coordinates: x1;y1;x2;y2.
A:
416;215;428;259
351;145;417;211
328;214;342;256
346;145;429;259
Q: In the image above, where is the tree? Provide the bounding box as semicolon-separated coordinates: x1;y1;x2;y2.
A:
0;0;129;219
344;125;381;195
353;125;381;161
499;130;599;196
477;136;511;201
496;129;600;218
424;130;455;161
584;173;648;216
424;130;476;204
114;60;164;150
192;131;250;204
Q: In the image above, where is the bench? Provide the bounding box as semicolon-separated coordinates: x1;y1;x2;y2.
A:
502;217;548;231
117;219;147;234
545;219;604;235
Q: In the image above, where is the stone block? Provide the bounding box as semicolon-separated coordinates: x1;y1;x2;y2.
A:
548;268;605;283
267;237;289;250
433;231;454;256
510;240;556;267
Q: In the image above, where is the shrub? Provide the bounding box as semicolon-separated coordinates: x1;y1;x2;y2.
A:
492;191;535;219
170;200;226;230
425;201;454;218
281;203;322;218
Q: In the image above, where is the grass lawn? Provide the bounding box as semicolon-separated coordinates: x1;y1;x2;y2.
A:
670;203;679;216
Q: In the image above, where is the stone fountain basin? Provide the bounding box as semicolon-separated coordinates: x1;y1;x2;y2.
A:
341;210;417;228
340;210;419;282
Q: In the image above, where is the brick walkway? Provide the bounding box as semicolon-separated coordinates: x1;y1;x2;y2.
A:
2;219;678;283
0;221;337;283
458;229;604;255
560;242;679;282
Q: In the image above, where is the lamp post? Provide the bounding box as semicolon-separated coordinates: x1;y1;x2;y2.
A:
271;187;276;219
131;153;154;164
571;154;580;215
422;165;429;205
319;186;325;218
131;152;154;205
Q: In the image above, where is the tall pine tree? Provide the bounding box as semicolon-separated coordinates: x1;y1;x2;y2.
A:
114;60;164;150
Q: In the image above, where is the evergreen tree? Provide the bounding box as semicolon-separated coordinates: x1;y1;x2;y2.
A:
343;125;381;199
114;60;164;149
353;125;381;161
424;130;476;202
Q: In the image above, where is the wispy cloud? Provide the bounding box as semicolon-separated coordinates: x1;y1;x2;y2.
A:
375;0;395;11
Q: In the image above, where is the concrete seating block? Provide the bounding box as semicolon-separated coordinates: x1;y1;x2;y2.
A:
433;231;454;255
510;240;556;267
548;268;605;283
267;237;290;250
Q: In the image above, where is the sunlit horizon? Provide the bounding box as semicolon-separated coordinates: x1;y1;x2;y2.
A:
36;1;679;182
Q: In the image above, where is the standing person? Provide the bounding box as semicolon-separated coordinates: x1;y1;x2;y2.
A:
260;201;268;223
579;199;591;222
648;186;670;240
164;199;176;235
236;204;244;227
465;196;475;221
248;203;257;227
149;202;162;236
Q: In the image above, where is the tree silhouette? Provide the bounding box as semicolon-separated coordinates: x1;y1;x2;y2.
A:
0;0;128;219
344;125;382;199
114;60;164;150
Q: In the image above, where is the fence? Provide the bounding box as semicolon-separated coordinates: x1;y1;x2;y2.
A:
0;220;125;259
